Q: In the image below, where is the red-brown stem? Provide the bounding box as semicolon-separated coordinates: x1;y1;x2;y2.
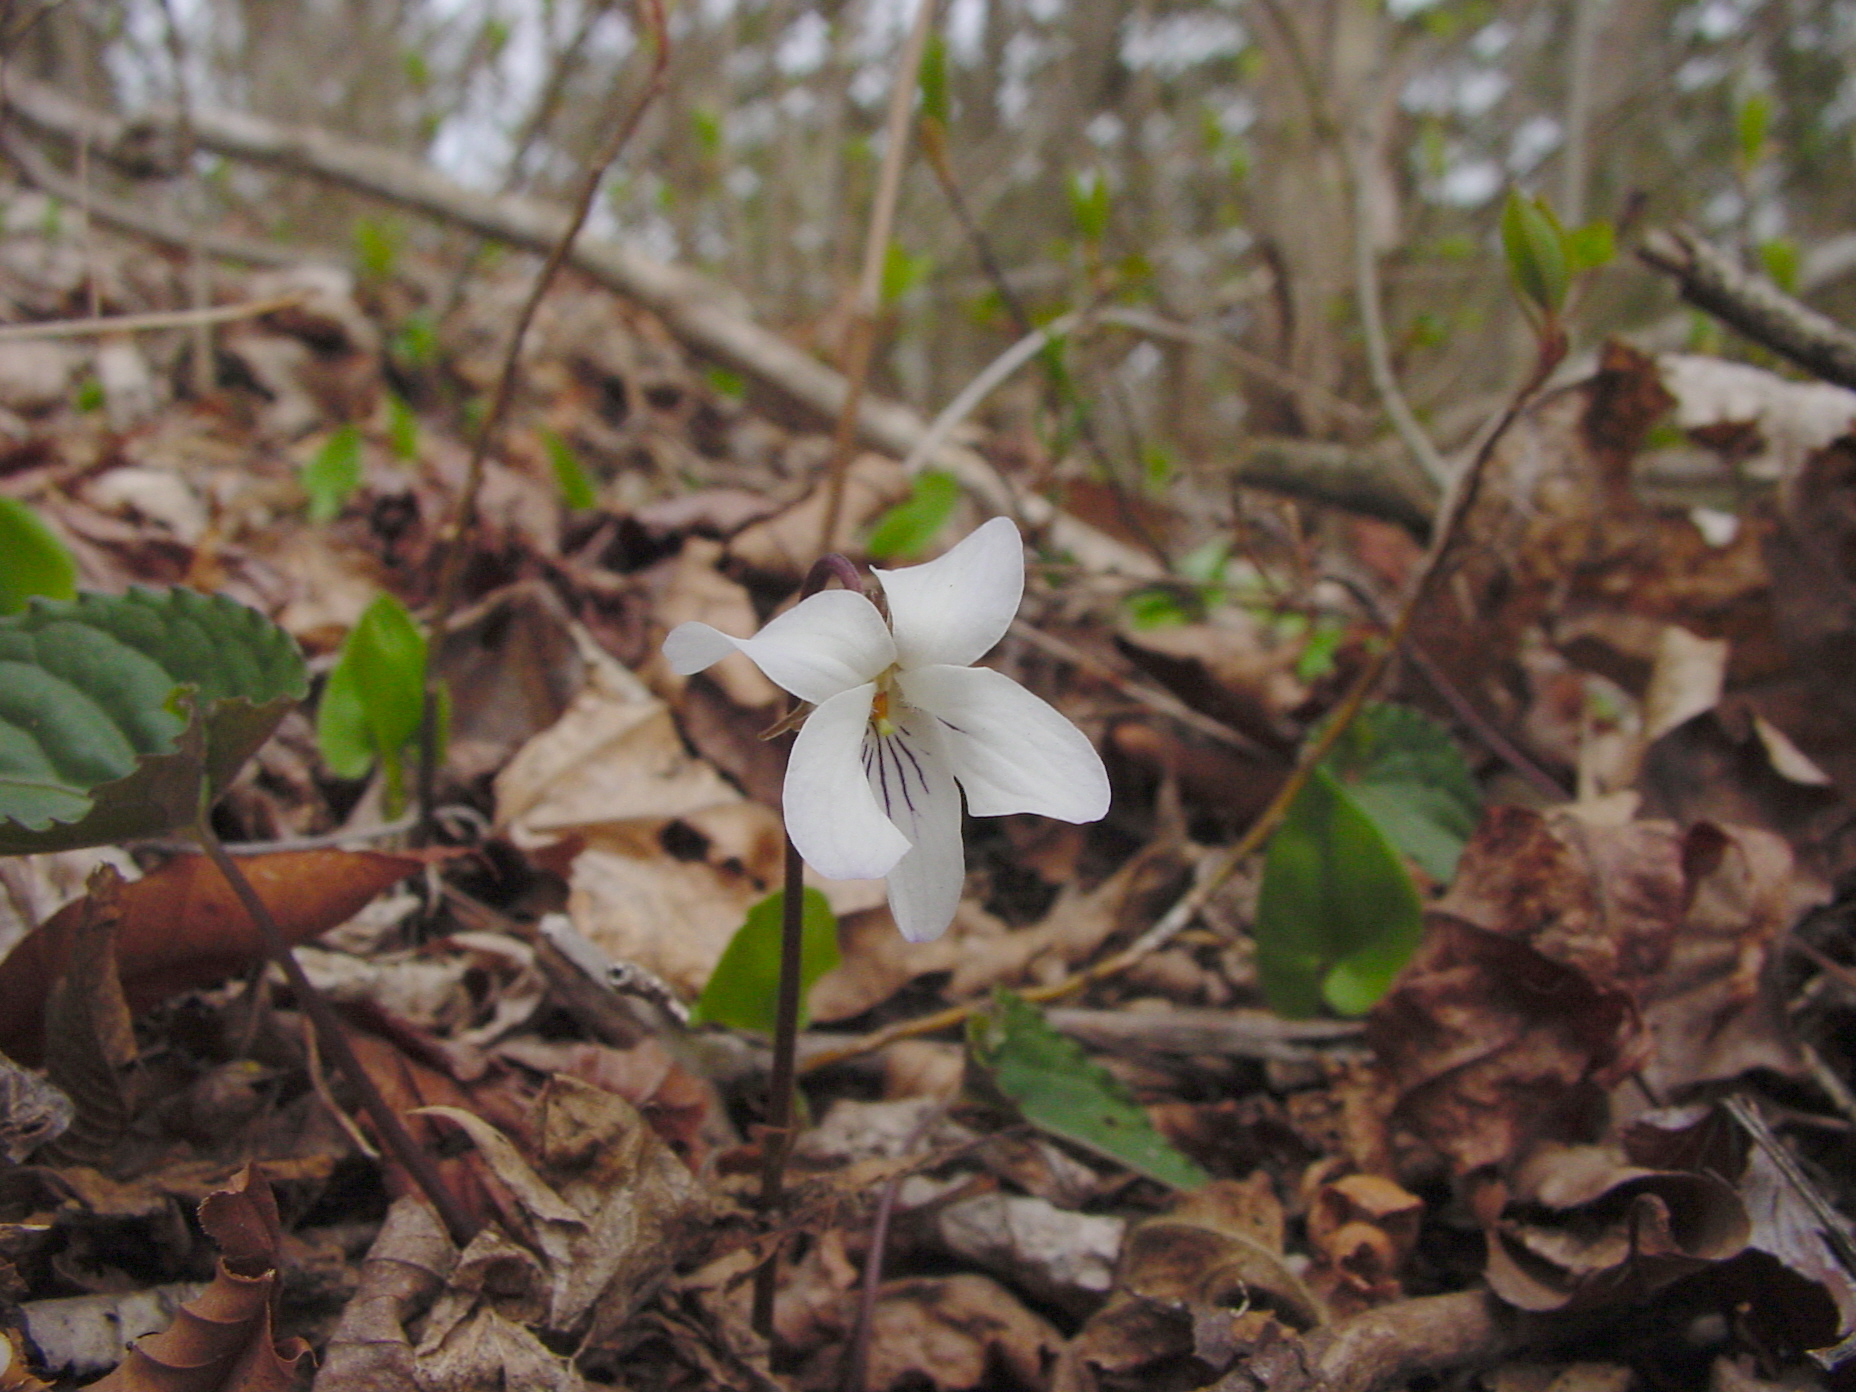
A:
751;834;808;1340
194;815;478;1248
751;551;869;1341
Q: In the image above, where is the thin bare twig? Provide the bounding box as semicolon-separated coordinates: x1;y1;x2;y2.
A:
816;0;937;553
418;0;670;843
0;293;303;341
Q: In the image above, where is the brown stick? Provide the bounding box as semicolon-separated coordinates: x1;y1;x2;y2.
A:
192;816;477;1248
1639;226;1856;391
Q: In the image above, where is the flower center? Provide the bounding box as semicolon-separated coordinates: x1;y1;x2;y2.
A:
871;667;900;737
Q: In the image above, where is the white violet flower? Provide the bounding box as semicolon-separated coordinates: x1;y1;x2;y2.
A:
663;517;1110;942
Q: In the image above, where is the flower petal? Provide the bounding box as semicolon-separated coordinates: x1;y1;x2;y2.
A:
869;716;965;942
667;590;895;704
786;683;912;880
899;664;1110;822
875;516;1023;670
662;622;741;675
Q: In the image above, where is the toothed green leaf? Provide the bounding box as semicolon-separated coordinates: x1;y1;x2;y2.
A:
0;588;306;852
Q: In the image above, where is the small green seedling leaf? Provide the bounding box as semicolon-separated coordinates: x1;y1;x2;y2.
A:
1736;92;1771;170
303;425;363;523
690;888;840;1034
0;588;306;852
1121;585;1198;630
1759;238;1800;294
354;217;403;282
881;241;934;306
1323;702;1481;882
391;313;439;369
1562;220;1616;276
918;32;951;127
315;593;432;811
0;499;77;615
968;990;1208;1190
386;395;419;460
1068;171;1112;244
1254;767;1424;1018
543;431;598;511
704;365;746;400
865;470;961;560
1501;189;1568;320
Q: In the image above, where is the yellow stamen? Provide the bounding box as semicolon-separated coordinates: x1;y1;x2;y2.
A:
871;686;897;737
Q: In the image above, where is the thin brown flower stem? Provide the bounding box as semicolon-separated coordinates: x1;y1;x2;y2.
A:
192;812;478;1247
416;0;669;844
751;833;808;1340
752;550;869;1342
797;335;1567;1079
817;0;937;554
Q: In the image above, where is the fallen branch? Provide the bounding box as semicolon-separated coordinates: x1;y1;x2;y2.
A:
1;70;1157;581
0;293;303;341
0;128;314;269
1640;226;1856;391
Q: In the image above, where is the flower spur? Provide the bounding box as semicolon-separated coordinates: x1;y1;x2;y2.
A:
663;517;1110;942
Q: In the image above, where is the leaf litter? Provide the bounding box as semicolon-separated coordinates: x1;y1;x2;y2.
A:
4;171;1856;1392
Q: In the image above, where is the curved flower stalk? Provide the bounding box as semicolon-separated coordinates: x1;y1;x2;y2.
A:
665;517;1110;942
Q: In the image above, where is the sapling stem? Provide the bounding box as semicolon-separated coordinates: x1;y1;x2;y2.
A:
193;813;478;1247
751;551;865;1341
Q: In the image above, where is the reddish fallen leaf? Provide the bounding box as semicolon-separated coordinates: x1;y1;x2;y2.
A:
345;1030;504;1230
90;1165;311;1392
0;849;428;1063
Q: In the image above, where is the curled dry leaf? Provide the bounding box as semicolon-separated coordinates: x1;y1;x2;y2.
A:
1370;807;1804;1175
1637;821;1813;1099
1471;1141;1750;1313
38;864;133;1164
1302;1164;1424;1316
1065;1175;1324;1391
89;1165;310;1392
0;849;428;1063
416;1073;703;1351
313;1197;456;1392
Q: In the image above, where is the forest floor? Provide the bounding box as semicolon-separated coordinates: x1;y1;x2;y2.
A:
1;172;1856;1392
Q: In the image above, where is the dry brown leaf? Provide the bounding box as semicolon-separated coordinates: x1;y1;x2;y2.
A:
1369;806;1689;1174
417;1073;702;1347
40;865;135;1165
0;1329;52;1392
1637;822;1813;1098
312;1197;456;1392
1064;1175;1324;1391
0;850;427;1063
1471;1140;1749;1312
89;1165;311;1392
725;452;909;582
841;1273;1063;1392
652;538;781;709
1302;1166;1423;1315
